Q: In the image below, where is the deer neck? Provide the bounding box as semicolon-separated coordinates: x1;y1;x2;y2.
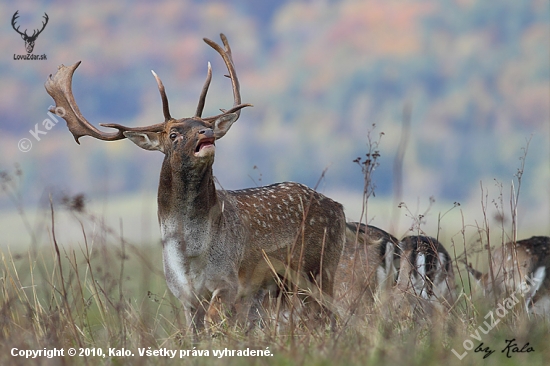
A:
157;158;221;225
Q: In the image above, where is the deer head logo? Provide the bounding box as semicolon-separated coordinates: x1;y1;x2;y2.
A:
12;11;49;54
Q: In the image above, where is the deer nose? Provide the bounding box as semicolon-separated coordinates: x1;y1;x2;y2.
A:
198;129;214;138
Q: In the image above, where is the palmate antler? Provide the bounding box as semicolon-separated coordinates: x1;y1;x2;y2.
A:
45;61;165;143
45;34;251;144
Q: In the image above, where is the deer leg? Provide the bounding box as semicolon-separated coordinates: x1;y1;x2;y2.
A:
316;266;339;329
205;287;238;333
244;288;269;333
184;301;207;343
291;269;337;330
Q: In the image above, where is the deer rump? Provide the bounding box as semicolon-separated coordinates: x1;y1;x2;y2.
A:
230;186;345;288
466;236;550;315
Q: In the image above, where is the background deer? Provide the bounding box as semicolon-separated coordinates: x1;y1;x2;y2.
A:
45;34;346;335
394;236;456;310
337;227;456;315
12;11;48;54
336;223;401;307
465;236;550;315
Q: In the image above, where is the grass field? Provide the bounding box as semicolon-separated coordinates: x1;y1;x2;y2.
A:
1;138;548;366
1;193;548;366
2;232;549;366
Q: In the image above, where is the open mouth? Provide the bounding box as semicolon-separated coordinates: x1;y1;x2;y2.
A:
194;137;215;155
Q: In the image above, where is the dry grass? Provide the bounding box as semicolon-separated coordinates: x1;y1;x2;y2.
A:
1;220;548;366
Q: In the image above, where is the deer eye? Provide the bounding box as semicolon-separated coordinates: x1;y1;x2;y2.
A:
169;132;178;140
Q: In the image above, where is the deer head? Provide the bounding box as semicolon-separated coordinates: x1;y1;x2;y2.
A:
12;11;49;54
45;33;251;171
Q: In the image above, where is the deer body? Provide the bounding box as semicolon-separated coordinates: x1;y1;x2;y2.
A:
46;34;345;334
158;167;345;329
466;236;550;315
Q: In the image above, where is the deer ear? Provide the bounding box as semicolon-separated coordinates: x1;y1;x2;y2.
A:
124;131;164;152
213;113;238;139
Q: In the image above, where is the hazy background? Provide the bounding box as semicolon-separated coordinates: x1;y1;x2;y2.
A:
1;0;549;247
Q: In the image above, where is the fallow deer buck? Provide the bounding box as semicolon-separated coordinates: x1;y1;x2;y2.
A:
465;236;550;315
45;34;346;335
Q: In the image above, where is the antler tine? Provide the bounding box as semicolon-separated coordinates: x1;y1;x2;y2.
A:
202;34;252;122
45;61;165;144
151;70;172;121
194;62;212;118
203;34;240;106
